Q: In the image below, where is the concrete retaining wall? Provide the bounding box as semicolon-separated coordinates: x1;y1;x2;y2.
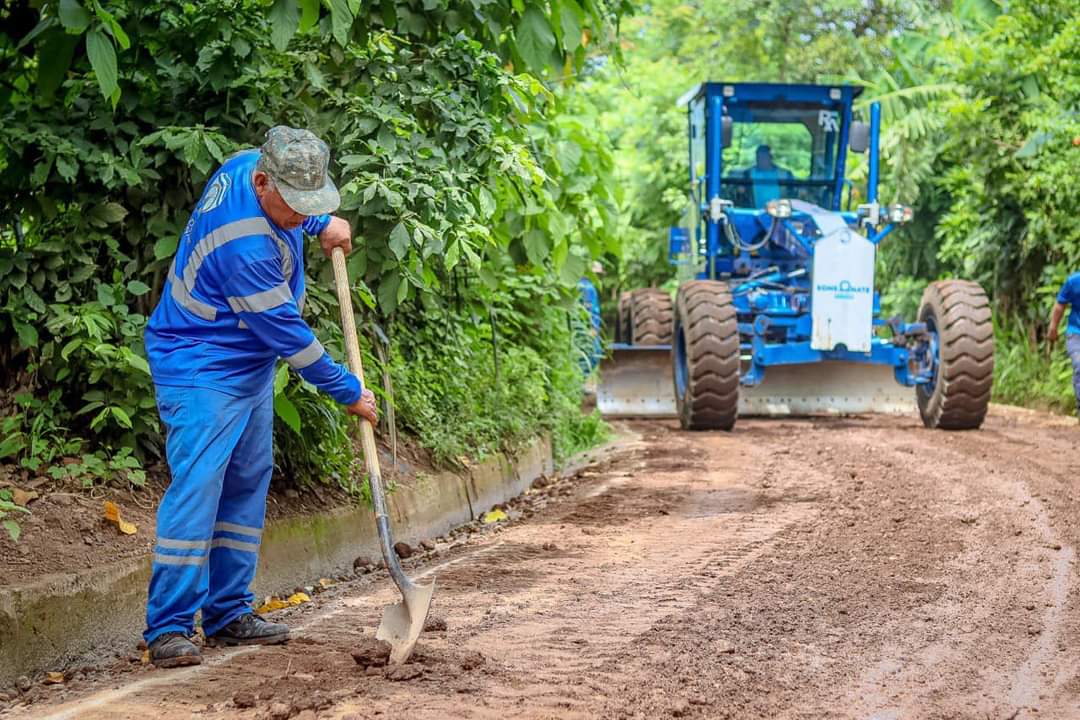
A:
0;436;552;687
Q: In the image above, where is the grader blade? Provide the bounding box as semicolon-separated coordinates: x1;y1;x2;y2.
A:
739;361;913;416
598;348;914;419
598;346;676;418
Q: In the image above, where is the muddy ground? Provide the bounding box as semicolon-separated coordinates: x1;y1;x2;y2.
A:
6;406;1080;720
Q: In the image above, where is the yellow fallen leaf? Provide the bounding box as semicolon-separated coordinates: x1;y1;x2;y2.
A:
103;501;138;535
141;649;150;664
318;578;334;589
256;597;290;614
45;672;64;684
482;508;507;524
287;592;311;606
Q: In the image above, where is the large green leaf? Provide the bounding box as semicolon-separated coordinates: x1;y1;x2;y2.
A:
523;228;550;264
269;0;300;51
299;0;321;31
515;7;556;73
274;394;302;435
389;222;410;260
556;0;583;52
14;322;38;349
328;0;354;46
58;0;92;32
85;28;118;102
153;236;178;260
36;31;78;99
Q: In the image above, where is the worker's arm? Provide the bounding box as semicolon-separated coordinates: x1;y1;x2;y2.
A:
223;257;377;423
1049;302;1066;343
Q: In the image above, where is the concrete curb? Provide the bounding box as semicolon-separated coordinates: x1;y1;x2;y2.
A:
0;436;552;688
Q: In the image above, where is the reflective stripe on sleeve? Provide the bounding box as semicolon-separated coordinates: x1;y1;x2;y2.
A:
226;283;292;314
285;338;324;370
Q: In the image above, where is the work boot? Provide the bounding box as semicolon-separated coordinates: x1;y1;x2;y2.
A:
148;632;202;669
208;613;289;646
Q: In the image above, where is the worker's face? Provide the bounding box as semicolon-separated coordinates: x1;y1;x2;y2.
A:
252;171;307;230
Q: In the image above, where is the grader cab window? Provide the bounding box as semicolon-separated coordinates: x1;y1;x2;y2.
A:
721;105;842;209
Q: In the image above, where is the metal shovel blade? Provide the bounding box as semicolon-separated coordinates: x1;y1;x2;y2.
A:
376;579;436;665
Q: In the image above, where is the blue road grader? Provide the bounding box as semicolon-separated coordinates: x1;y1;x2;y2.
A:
599;82;994;431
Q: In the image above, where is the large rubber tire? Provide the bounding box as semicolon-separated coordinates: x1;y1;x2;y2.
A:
629;288;673;345
616;291;633;343
673;281;740;430
916;279;994;430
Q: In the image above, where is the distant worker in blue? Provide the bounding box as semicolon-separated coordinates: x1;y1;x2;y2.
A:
737;144;793;208
1048;270;1080;420
143;126;378;668
576;262;604;375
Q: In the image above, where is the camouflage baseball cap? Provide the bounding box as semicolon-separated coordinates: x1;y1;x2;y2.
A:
260;126;340;216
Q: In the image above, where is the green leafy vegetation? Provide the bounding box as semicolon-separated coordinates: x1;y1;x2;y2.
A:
0;0;624;500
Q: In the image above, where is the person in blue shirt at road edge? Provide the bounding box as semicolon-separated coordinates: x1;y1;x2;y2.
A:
1048;270;1080;421
143;126;378;668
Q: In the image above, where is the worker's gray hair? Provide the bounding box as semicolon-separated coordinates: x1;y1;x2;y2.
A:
255;153;272;179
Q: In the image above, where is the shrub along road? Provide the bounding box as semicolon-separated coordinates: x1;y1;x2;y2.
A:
8;407;1080;719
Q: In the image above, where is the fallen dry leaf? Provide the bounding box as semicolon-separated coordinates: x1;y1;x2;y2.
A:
256;591;310;615
103;500;138;535
45;672;64;684
318;578;334;589
12;488;37;507
482;508;508;524
256;597;290;614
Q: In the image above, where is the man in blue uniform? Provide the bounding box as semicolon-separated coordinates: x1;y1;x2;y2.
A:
738;145;794;208
143;126;378;668
1048;271;1080;420
576;274;603;375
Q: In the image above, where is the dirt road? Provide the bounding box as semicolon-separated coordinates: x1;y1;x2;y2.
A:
9;407;1080;720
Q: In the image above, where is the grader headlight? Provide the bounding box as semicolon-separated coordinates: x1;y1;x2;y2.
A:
886;204;914;224
766;198;792;219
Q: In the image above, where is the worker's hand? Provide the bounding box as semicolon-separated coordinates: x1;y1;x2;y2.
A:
346;388;378;425
319;216;352;258
1048;326;1060;344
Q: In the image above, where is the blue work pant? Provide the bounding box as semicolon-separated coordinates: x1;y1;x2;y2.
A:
144;382;274;644
1069;335;1080;416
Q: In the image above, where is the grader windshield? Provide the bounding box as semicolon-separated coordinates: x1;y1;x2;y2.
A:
689;94;847;210
725;106;843;208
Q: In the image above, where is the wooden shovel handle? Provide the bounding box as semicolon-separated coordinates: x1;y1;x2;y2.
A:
330;247;381;476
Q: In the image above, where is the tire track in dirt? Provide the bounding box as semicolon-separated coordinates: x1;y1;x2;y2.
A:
11;409;1080;720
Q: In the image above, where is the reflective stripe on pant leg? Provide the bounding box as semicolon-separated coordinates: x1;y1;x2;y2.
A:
144;384;253;644
202;382;275;636
1068;335;1080;415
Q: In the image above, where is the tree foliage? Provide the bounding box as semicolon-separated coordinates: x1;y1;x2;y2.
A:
0;0;626;486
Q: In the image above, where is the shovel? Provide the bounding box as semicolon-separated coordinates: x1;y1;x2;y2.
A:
330;247;435;664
